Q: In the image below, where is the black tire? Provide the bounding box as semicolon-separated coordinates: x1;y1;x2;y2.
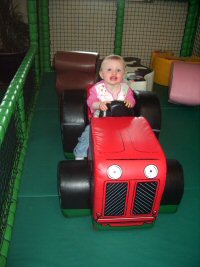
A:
161;159;184;205
134;90;161;138
58;160;91;210
60;90;88;153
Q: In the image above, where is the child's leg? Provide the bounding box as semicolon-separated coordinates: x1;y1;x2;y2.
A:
73;125;90;159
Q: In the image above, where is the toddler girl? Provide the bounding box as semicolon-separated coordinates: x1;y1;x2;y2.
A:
74;54;136;159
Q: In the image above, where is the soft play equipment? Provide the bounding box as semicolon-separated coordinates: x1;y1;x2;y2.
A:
58;101;184;229
169;61;200;105
151;51;200;86
54;51;99;94
124;57;154;91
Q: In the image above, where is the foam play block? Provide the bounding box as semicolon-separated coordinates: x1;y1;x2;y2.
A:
169;61;200;105
54;51;99;93
124;57;154;91
151;51;200;86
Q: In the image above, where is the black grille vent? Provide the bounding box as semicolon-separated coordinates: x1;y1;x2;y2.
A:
104;182;128;216
133;182;158;215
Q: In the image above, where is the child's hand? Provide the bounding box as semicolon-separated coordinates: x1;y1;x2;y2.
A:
124;100;133;108
99;101;111;111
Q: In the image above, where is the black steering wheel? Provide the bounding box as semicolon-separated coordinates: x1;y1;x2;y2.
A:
99;100;135;117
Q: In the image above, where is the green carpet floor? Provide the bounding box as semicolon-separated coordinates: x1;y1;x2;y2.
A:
7;73;200;267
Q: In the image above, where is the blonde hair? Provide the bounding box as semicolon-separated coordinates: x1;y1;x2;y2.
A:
100;54;126;70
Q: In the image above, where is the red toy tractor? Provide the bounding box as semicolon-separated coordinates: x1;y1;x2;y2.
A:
57;91;184;229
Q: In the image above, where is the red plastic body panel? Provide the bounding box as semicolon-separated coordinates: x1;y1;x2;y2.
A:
91;117;166;227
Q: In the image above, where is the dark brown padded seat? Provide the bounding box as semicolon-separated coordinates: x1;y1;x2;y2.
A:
54;51;99;94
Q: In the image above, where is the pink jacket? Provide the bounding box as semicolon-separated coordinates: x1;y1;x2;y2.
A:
87;80;135;117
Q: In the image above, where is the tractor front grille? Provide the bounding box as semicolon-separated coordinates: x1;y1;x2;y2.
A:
104;182;128;216
133;182;158;215
104;181;158;217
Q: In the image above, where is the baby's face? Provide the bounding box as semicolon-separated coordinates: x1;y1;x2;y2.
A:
100;59;125;86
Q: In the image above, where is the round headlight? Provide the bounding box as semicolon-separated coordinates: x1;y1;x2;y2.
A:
144;165;158;179
107;165;122;179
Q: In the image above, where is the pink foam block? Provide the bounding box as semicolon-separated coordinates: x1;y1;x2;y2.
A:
169;61;200;105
